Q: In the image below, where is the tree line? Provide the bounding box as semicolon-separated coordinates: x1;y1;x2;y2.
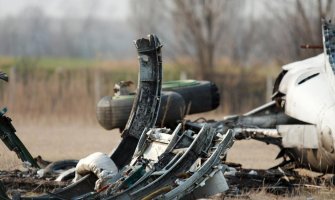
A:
0;1;333;80
129;0;334;80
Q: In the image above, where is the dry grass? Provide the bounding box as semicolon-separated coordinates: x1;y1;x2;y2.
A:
223;188;335;200
222;185;335;200
0;58;279;120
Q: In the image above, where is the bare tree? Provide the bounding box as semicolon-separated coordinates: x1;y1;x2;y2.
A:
128;0;169;37
128;0;247;80
268;0;335;61
171;0;236;80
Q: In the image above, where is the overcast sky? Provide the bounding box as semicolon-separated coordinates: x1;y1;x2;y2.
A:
0;0;130;20
0;1;277;21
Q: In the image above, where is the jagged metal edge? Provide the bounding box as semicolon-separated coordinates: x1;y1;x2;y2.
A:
323;21;335;74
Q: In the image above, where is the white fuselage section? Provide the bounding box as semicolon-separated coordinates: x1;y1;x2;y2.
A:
278;53;335;171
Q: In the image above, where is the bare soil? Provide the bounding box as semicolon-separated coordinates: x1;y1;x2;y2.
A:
0;121;121;170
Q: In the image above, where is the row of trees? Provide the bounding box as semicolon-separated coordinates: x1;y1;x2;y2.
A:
0;6;134;59
0;1;333;80
130;0;334;80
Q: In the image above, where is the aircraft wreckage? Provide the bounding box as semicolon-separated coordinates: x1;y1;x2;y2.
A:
1;21;335;199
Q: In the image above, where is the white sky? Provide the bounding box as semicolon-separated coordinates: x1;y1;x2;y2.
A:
0;1;272;20
0;0;130;20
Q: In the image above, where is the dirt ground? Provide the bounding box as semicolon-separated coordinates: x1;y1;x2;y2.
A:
1;120;335;199
0;121;120;170
0;120;281;170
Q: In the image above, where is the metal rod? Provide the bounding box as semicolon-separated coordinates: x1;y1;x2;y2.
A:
300;44;323;49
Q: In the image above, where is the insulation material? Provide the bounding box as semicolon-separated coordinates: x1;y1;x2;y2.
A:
73;152;119;190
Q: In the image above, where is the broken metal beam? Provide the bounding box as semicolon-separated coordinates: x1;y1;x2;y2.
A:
0;108;39;168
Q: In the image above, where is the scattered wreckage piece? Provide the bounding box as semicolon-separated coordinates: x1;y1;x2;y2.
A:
2;167;334;199
0;108;39;169
38;159;78;179
0;180;9;200
97;80;220;130
97;90;185;131
110;34;163;170
0;170;68;195
225;167;335;197
161;80;220;115
0;72;8;82
157;132;233;199
79;123;234;200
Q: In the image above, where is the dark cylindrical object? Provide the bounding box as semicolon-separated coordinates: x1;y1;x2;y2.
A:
96;95;134;130
97;91;185;130
162;80;220;114
97;80;221;130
